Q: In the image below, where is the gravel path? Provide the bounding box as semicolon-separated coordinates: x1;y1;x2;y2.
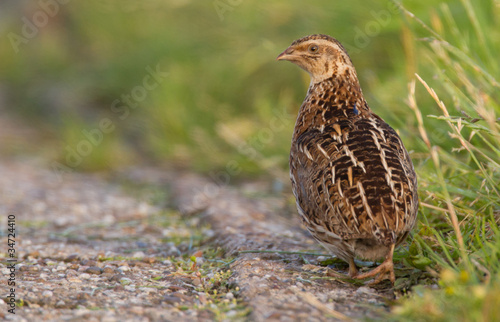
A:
0;155;394;321
173;174;394;321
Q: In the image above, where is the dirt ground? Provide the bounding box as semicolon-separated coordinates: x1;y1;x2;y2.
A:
0;111;397;321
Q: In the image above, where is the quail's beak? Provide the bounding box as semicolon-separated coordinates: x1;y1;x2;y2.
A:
276;46;297;61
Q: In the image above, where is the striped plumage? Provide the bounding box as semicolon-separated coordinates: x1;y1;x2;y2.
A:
277;34;418;284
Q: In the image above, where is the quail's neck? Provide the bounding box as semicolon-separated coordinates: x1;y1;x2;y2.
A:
292;76;369;138
307;75;368;114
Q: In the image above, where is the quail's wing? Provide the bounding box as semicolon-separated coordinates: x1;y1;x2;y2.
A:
290;116;418;242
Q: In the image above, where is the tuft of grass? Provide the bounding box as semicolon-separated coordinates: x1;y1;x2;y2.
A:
390;1;500;320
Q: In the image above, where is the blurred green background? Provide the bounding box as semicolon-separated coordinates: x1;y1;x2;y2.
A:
0;0;478;176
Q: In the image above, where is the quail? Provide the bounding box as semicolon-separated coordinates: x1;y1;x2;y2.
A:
277;34;418;284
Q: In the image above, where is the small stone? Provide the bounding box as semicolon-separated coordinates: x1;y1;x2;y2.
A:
124;285;136;292
197;292;208;305
162;295;182;304
225;292;234;300
66;269;78;278
192;278;202;287
20;265;39;272
120;277;133;285
109;274;126;282
64;254;80;263
136;241;148;248
139;287;157;294
42;290;53;298
85;266;103;275
118;266;130;273
103;266;115;274
56;300;65;307
69;264;80;270
142;257;156;264
132;251;146;259
226;310;237;317
26;292;38;302
76;292;91;301
67;278;82;283
129;306;144;315
356;286;376;295
114;285;125;292
80;259;97;266
80;273;91;280
28;250;40;258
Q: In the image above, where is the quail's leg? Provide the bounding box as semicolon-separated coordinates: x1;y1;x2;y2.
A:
353;244;396;285
348;257;358;278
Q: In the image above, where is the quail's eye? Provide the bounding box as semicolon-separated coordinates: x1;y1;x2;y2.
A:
308;44;319;53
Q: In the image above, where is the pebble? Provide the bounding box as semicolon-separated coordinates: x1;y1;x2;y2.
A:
120;277;133;285
28;250;40;258
76;292;91;301
114;285;125;292
197;292;208;305
81;260;97;266
129;306;144;315
69;264;80;270
132;251;146;258
67;278;82;283
162;295;182;304
118;266;130;273
142;257;156;264
20;265;40;272
85;266;103;275
356;287;376;296
136;241;148;248
42;290;53;298
66;269;78;278
109;274;126;282
124;285;136;292
80;273;91;280
192;278;202;287
26;292;38;302
226;310;238;317
139;287;157;294
225;292;234;300
64;254;80;263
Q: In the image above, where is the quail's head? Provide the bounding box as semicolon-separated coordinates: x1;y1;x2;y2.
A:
277;34;356;84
